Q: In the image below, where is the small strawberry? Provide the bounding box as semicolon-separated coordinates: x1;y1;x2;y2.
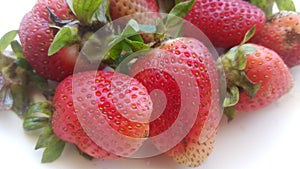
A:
219;33;293;118
18;0;82;82
130;37;222;167
184;0;266;48
250;11;300;67
52;70;153;158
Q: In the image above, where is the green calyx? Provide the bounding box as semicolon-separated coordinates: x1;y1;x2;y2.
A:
218;26;260;121
23;102;66;163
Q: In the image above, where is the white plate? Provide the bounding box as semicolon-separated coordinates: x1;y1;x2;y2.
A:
1;1;300;169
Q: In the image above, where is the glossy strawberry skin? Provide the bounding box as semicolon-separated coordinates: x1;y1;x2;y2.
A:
19;0;80;82
250;11;300;67
236;44;293;112
52;70;153;158
184;0;266;48
130;37;221;167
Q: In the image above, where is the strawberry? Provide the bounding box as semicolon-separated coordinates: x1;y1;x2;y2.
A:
250;11;300;68
184;0;266;48
130;37;222;167
220;42;293;118
236;44;293;112
18;0;80;82
52;70;153;158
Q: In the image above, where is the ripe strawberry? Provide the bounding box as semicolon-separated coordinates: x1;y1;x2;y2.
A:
220;43;293;117
184;0;266;48
250;11;300;67
18;0;82;81
130;37;222;167
52;70;153;158
236;44;293;112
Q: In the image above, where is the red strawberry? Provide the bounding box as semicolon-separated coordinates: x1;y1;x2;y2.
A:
220;43;293;118
52;70;153;158
236;44;293;112
250;11;300;67
184;0;266;48
18;0;83;81
130;37;222;167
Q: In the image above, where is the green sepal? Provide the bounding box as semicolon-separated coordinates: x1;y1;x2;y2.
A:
25;102;53;117
48;27;79;56
122;19;157;37
125;38;150;51
167;0;195;21
224;106;236;122
10;84;30;116
240;25;256;45
23;117;49;131
102;19;154;67
10;40;24;58
275;0;296;12
165;0;195;29
223;86;240;107
35;126;55;149
0;30;18;53
156;0;195;39
92;0;110;23
41;135;66;163
15;58;31;71
72;0;103;25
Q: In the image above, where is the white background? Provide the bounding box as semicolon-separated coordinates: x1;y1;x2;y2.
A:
0;1;300;169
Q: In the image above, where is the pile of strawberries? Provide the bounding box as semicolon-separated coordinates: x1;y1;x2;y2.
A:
0;0;299;168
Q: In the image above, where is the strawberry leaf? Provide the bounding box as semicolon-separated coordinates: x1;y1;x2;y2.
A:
35;126;55;150
92;0;110;23
168;0;195;19
10;84;30;116
0;30;18;53
10;40;24;58
165;0;195;28
240;25;256;45
41;135;65;163
23;117;49;131
125;38;149;51
72;0;103;24
25;102;53;117
223;86;239;107
48;27;79;56
223;106;236;122
122;19;156;37
275;0;296;12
